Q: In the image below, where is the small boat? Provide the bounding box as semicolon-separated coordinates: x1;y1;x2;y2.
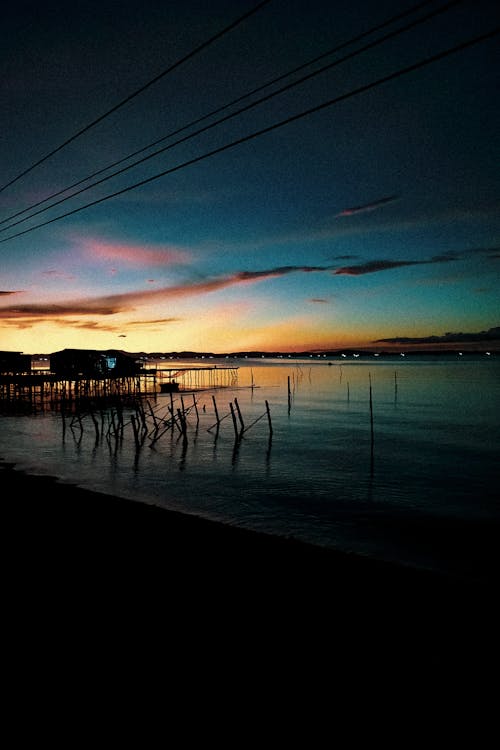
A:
160;381;179;393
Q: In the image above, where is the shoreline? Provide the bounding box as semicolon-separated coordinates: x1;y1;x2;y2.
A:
2;459;494;610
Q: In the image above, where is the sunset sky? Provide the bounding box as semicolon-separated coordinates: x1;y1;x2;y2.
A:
1;0;499;354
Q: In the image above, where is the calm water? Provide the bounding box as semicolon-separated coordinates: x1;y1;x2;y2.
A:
1;355;499;580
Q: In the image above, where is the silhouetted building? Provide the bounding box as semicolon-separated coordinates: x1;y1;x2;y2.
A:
0;351;32;374
50;349;144;378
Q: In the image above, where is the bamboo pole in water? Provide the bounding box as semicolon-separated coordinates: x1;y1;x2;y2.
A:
212;395;220;424
265;400;273;436
131;414;140;449
369;373;374;464
229;402;239;438
177;408;188;446
89;405;100;441
234;397;244;430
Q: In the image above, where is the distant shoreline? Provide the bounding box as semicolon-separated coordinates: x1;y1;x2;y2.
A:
27;348;498;361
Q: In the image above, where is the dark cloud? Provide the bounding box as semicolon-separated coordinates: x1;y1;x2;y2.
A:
375;327;500;344
337;195;398;217
332;247;499;278
0;302;127;316
430;247;500;262
429;253;460;263
127;318;180;326
334;259;423;276
235;265;334;282
333;250;468;275
0;290;22;295
466;247;500;257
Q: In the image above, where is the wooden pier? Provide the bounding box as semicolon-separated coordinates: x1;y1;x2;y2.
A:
0;371;157;413
0;365;239;412
154;365;239;391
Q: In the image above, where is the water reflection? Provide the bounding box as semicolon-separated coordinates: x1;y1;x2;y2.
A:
1;357;499;578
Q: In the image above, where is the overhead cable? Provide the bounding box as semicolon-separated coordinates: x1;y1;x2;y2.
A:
0;0;444;227
0;0;464;233
0;0;273;195
1;25;497;245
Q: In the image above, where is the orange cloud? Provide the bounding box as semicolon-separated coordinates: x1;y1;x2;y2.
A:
0;265;336;321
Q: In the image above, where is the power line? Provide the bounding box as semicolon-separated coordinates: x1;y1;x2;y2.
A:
1;25;497;245
0;0;440;227
0;0;464;233
0;0;273;195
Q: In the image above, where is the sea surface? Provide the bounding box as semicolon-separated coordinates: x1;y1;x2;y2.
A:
1;354;499;582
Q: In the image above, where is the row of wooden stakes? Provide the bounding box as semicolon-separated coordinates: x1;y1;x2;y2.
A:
62;391;273;450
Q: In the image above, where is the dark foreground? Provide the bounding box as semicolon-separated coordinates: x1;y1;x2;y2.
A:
3;458;498;721
3;458;496;606
4;457;500;683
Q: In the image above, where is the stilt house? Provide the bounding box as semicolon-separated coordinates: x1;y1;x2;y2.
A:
49;349;144;378
0;351;32;374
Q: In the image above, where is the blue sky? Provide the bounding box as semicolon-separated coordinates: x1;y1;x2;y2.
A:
1;0;499;353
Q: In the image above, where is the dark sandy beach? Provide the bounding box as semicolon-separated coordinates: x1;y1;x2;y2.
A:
3;458;495;610
4;457;500;686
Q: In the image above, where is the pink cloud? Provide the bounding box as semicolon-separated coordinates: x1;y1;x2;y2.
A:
82;239;192;267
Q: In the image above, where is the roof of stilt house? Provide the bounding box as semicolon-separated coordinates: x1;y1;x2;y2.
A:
49;348;143;376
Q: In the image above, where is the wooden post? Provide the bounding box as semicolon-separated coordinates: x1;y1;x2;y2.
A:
265;400;273;436
147;399;159;431
131;414;140;449
89;405;100;441
212;395;220;425
369;373;374;465
234;397;244;430
177;408;188;445
229;402;239;438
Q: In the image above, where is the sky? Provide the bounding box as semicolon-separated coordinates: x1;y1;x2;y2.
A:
1;0;499;354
